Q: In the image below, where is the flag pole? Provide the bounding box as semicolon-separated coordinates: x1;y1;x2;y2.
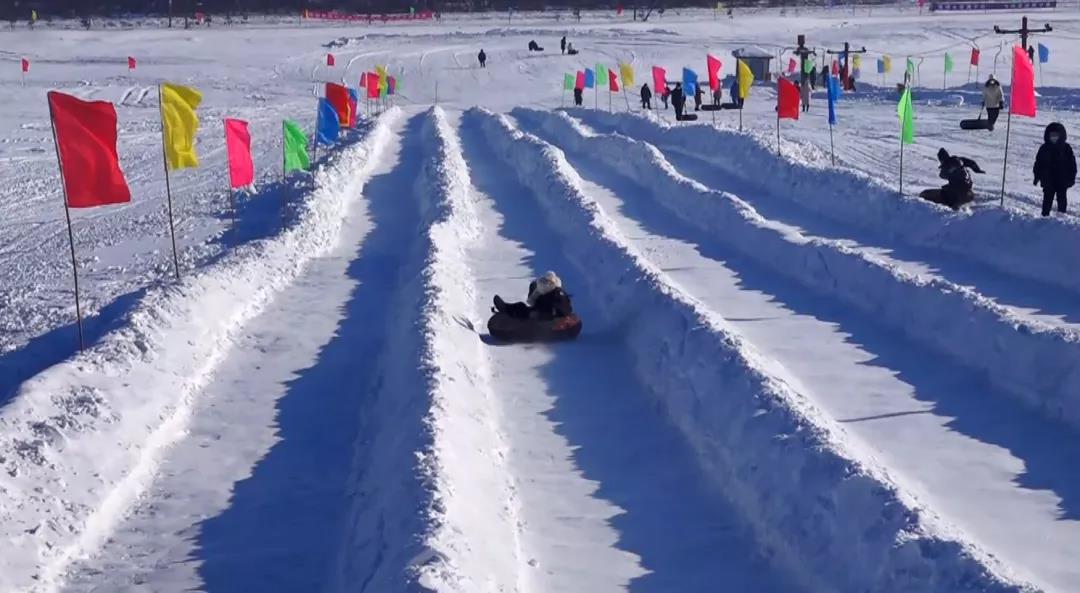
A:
608;86;612;113
223;119;237;234
999;55;1017;208
47;100;85;351
829;123;836;166
739;102;743;132
899;132;905;198
776;111;781;155
157;84;181;280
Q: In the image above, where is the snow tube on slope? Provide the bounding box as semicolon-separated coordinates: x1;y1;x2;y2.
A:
487;313;582;342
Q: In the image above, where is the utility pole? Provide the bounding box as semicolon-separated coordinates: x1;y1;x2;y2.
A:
993;16;1051;56
827;41;867;91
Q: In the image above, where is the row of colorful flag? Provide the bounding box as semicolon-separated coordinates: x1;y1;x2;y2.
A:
777;42;1050;79
19;56;137;76
564;57;752;99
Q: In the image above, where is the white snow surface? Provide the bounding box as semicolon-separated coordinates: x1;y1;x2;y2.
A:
3;8;1080;593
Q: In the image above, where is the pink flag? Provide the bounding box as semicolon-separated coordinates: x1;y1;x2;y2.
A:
360;72;368;88
366;73;380;98
609;71;620;92
831;60;839;76
788;57;797;73
224;118;254;189
970;48;980;66
21;58;29;73
128;57;136;70
707;55;722;91
1010;45;1036;117
326;53;336;66
575;70;585;90
652;66;666;94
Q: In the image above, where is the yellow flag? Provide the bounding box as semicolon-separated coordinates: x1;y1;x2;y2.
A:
376;65;388;90
737;59;753;99
160;83;202;170
883;55;892;73
31;9;38;22
853;54;862;69
619;63;635;88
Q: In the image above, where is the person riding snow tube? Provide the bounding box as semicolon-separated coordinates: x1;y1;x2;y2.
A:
489;271;581;342
918;148;985;211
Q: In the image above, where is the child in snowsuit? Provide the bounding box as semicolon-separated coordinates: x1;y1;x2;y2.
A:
1034;122;1078;216
919;148;984;210
478;49;487;68
982;76;1004;130
640;83;652;109
493;271;573;321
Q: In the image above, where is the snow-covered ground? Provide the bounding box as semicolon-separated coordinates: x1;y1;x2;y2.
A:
3;6;1080;593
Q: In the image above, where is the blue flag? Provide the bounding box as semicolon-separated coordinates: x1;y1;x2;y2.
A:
826;73;839;126
1038;43;1049;64
316;98;340;146
877;58;885;74
584;68;595;88
348;88;359;103
682;68;698;97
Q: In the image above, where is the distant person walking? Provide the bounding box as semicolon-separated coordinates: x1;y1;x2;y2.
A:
478;49;487;68
640;83;652;109
982;75;1004;130
560;36;567;55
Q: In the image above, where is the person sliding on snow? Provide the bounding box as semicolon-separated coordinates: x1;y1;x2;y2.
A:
919;148;985;211
493;271;573;321
982;76;1004;130
1034;122;1077;217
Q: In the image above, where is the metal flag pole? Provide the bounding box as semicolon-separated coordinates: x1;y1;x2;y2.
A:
47;99;85;351
157;84;181;280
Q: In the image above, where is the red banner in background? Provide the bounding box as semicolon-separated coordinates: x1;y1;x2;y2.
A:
303;10;434;23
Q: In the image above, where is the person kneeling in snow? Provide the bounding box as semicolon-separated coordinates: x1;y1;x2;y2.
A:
919;148;985;211
493;271;573;321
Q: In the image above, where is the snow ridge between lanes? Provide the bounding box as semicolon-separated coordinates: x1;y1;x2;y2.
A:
0;108;402;593
516;108;1080;430
572;109;1080;299
411;107;527;593
468;107;1038;593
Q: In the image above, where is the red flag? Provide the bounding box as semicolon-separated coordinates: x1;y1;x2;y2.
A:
1010;45;1036;117
366;73;380;98
360;72;368;88
575;70;585;90
609;71;620;92
707;54;722;91
616;4;623;15
831;60;839;76
224;118;254;190
47;92;131;208
326;53;336;66
777;77;800;120
970;48;980;66
326;82;351;125
652;66;666;95
128;56;136;70
788;57;797;73
21;58;29;73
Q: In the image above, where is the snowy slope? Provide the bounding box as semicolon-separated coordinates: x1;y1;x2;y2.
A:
3;8;1080;593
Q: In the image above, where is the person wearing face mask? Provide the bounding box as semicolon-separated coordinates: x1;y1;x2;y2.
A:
1033;122;1078;217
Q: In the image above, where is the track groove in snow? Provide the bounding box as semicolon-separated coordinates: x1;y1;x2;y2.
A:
469;107;1036;593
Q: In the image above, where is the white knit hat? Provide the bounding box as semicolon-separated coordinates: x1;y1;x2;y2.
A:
527;271;562;305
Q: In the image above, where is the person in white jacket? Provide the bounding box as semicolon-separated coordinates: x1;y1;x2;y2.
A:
982;76;1004;130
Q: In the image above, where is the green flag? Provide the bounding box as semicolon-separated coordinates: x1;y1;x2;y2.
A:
283;120;310;173
596;64;608;85
564;73;575;91
897;87;914;145
803;58;814;74
906;57;915;74
944;53;954;73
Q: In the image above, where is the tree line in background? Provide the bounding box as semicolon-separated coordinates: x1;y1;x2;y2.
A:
5;0;899;23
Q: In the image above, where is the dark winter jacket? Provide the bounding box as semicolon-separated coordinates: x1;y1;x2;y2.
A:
671;86;686;111
1034;122;1078;190
640;84;652;101
478;50;487;64
937;148;984;208
527;281;573;320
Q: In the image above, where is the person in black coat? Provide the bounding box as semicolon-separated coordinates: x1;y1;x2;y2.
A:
694;84;703;111
573;87;583;106
671;83;686;119
478;49;487;68
919;148;984;210
1034;122;1077;216
640;83;652;109
560;36;567;55
493;271;573;321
